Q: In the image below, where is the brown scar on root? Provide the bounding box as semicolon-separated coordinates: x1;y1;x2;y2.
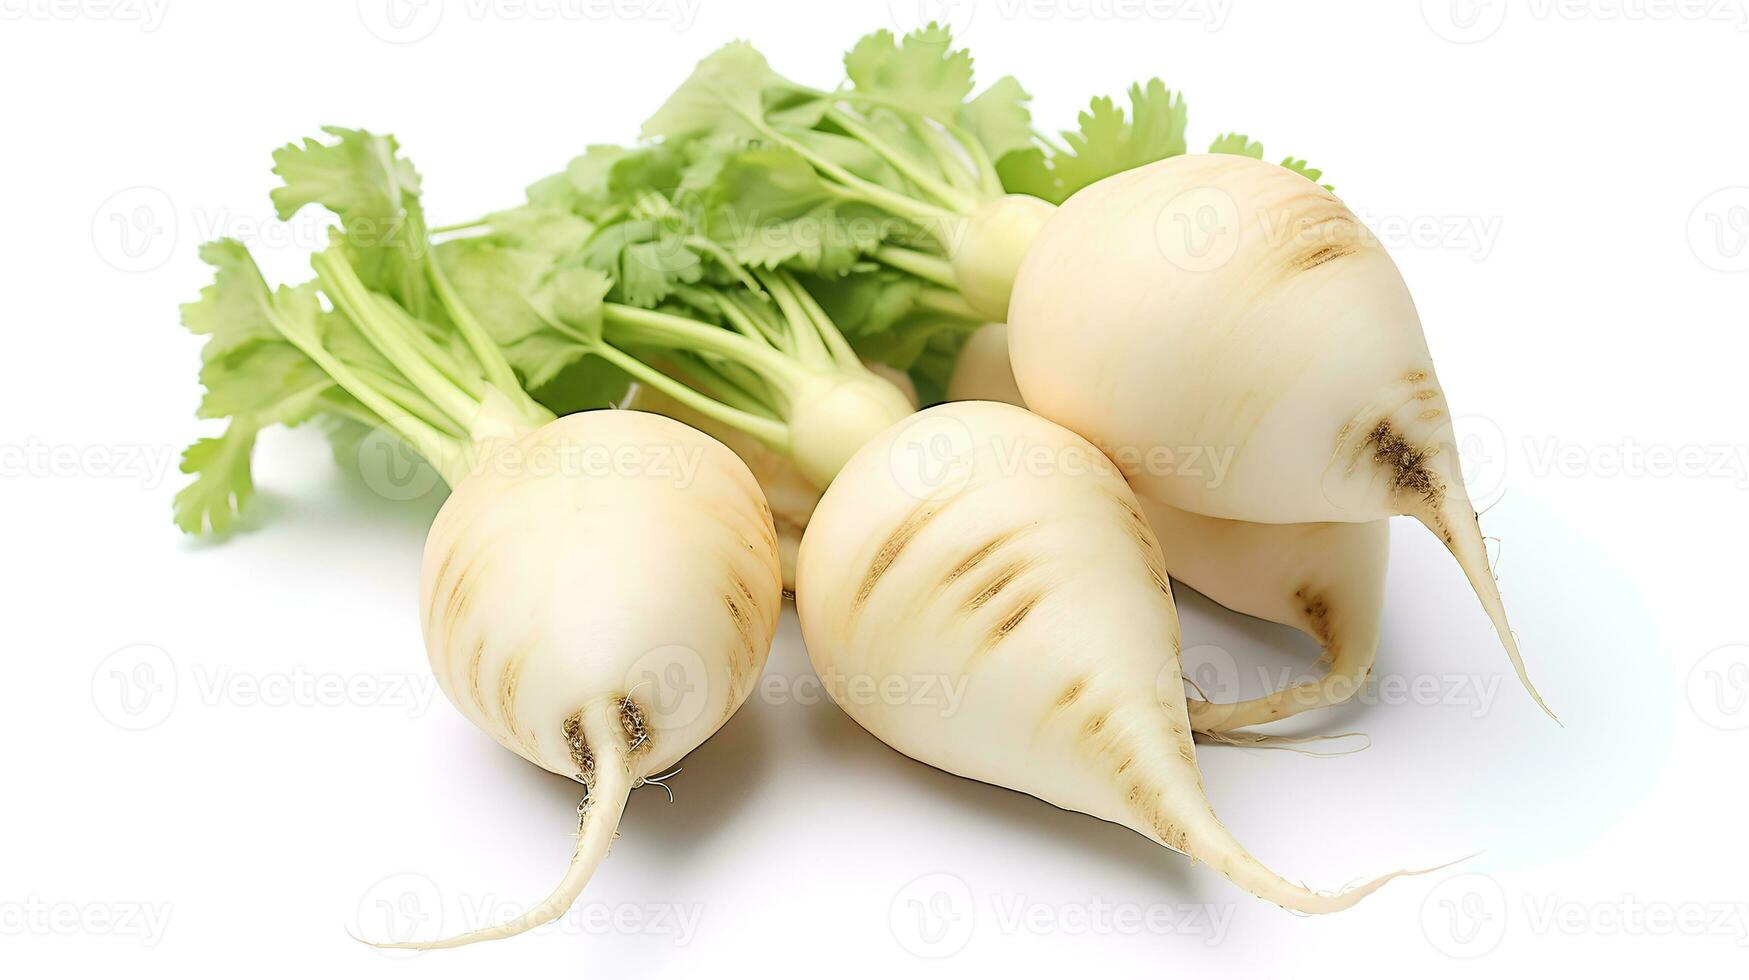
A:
852;490;965;612
1108;490;1170;596
1283;208;1363;274
941;527;1025;589
502;645;542;758
963;558;1037;612
1360;419;1449;529
427;546;458;632
563;710;596;789
440;555;480;636
1293;587;1334;648
721;586;759;694
979;590;1044;656
618;697;651;757
1294;243;1357;272
467;638;488;716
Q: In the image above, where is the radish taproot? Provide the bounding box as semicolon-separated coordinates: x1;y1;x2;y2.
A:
795;401;1416;911
1003;154;1548;717
946;322;1390;731
177;130;783;946
1139;501;1388;731
402;409;782;948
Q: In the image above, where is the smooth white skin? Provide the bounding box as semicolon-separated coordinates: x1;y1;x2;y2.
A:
628;364;918;592
949;321;1390;730
1140;501;1388;730
945;322;1025;405
796;401;1415;913
401;410;782;948
1006;154;1548;716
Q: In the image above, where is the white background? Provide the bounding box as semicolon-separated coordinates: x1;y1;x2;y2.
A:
3;0;1746;974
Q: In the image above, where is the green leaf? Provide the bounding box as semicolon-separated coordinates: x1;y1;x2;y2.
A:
1209;134;1332;190
844;24;974;120
1279;156;1328;188
642;42;795;142
271;127;438;318
1047;79;1187;203
959;76;1035;163
435;239;613;390
802;266;924;338
173;420;261;536
994;147;1057;201
195;338;330;420
556;143;686;221
579;219;704;308
1208;132;1264;158
530;353;633;415
437;239;560;345
180;239;279;359
478;203;596;257
175;247;349;535
690;145;886;274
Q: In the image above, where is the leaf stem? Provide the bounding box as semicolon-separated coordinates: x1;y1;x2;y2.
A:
594;345;790;448
873;245;959;290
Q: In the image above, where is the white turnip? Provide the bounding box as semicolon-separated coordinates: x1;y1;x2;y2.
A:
947;322;1389;731
1004;154;1548;716
398;409;782;948
796;401;1415;912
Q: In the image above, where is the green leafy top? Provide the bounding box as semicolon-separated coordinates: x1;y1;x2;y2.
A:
1208;132;1331;190
843;25;975;118
997;80;1187;204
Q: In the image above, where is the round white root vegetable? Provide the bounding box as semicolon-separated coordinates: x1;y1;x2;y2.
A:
796;401;1415;912
393;410;782;949
947;321;1389;731
945;322;1026;406
1006;153;1549;717
1140;501;1388;731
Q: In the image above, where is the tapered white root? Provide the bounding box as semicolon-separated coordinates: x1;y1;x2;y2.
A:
1187;631;1378;733
1139;705;1439;912
367;706;635;950
1418;493;1557;722
1184;811;1462;913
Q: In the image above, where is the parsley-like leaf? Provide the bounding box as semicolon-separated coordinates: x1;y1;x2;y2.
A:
844;24;974;120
